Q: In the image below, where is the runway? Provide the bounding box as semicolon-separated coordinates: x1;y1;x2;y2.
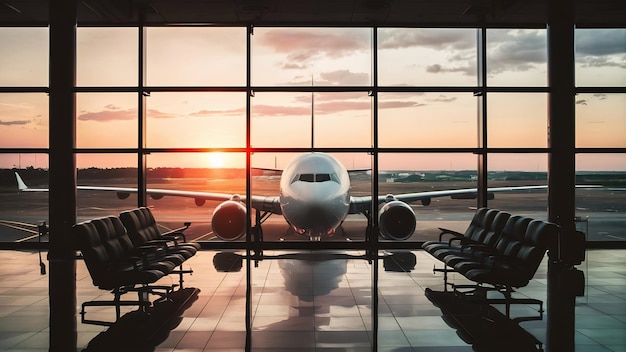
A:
1;179;624;243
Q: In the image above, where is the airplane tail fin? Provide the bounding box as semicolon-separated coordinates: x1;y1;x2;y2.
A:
15;172;29;191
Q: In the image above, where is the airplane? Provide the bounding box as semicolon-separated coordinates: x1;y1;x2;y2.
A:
14;153;565;242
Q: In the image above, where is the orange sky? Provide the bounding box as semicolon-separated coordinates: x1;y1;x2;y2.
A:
0;27;624;170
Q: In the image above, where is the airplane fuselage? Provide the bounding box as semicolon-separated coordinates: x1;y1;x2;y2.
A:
279;153;351;240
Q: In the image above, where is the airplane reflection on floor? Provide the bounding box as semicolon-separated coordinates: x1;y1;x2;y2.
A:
82;251;545;351
1;249;622;351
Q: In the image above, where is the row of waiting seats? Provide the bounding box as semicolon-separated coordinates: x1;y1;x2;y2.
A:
422;208;558;318
73;207;199;325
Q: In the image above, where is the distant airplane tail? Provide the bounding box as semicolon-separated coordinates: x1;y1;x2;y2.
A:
15;172;28;191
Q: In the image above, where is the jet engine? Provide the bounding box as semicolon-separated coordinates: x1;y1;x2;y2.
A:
378;200;416;241
211;197;247;241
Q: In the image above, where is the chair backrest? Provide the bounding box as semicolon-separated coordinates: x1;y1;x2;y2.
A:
516;219;558;279
119;207;162;247
73;220;112;286
494;215;533;257
467;208;499;243
91;216;136;263
480;210;511;247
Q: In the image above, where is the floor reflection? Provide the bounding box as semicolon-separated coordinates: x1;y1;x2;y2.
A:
0;249;622;351
83;287;200;351
425;288;543;352
250;251;371;350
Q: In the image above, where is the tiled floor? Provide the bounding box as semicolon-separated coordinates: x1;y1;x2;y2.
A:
0;249;624;351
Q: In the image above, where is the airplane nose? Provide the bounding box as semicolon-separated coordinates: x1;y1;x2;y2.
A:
306;204;327;223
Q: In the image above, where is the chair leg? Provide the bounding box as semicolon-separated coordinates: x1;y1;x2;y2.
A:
433;264;452;291
171;265;193;289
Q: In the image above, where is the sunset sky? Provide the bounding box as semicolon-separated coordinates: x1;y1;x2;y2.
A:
0;27;624;171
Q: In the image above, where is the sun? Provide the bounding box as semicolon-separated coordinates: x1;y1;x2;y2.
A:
206;152;226;168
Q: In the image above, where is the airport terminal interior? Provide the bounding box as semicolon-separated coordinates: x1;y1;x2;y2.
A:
0;0;625;351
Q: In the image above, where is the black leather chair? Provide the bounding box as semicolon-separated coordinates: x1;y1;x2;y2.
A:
422;208;505;288
442;213;528;269
73;219;172;325
119;207;196;287
91;216;183;281
422;207;494;254
452;219;558;317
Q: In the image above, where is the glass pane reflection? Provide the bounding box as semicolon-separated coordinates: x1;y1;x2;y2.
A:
251;251;371;350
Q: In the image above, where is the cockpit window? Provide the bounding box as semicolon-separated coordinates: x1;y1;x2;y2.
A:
316;174;331;182
291;173;339;183
299;174;315;182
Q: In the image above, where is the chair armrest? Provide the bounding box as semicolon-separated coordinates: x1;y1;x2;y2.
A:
465;244;497;254
161;222;191;242
438;227;464;241
107;257;143;272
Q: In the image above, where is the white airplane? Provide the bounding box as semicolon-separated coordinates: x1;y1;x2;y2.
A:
14;153;561;242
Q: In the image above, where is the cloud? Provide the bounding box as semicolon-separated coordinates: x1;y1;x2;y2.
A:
427;95;457;103
576;29;626;56
78;104;247;122
78;108;137;121
318;70;370;85
425;63;475;76
379;28;475;51
146;109;178;119
0;119;30;126
379;101;426;109
487;29;547;74
188;108;245;117
252;104;311;116
260;29;369;68
253;98;421;117
576;99;587;105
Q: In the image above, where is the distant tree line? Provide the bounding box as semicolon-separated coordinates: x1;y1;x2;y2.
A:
1;167;624;191
0;167;256;190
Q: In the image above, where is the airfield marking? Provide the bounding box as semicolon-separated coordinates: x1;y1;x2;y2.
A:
0;219;45;242
0;220;39;234
193;231;217;241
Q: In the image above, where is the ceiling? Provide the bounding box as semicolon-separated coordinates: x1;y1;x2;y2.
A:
1;0;625;26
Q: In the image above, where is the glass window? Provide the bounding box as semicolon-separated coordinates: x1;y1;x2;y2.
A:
313;92;371;148
378;28;477;86
0;27;48;87
251;92;313;148
487;93;548;148
147;152;247;242
146;92;246;148
76;93;138;148
487;153;548;218
252;152;370;243
76;154;138;221
576;93;626;148
378;152;478;242
146;27;247;86
0;93;48;148
77;27;138;86
252;27;372;86
576;153;626;242
486;29;547;86
378;92;478;148
0;158;49;243
576;29;626;87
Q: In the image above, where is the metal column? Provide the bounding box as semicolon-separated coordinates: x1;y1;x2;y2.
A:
48;0;77;351
547;0;579;351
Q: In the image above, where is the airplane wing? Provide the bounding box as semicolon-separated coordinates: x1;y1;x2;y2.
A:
15;172;282;214
15;172;597;217
348;184;600;214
